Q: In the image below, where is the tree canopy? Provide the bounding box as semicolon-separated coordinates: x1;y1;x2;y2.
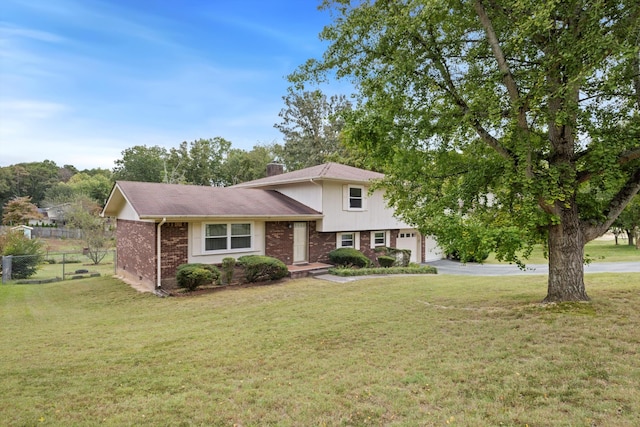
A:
2;196;42;226
292;0;640;302
218;145;277;186
275;89;355;170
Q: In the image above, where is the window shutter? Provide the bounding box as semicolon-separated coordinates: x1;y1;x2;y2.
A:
362;187;368;211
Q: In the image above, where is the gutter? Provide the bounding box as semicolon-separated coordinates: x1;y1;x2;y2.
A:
156;217;167;290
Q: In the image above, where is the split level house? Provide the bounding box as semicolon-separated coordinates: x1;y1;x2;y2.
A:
101;162;442;291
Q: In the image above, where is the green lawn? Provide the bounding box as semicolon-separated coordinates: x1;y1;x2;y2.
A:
2;274;640;426
486;238;639;264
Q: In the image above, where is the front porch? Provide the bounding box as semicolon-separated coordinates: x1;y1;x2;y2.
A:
287;262;332;279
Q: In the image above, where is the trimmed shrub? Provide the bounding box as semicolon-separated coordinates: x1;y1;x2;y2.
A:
374;246;411;267
221;257;236;285
237;255;288;283
328;265;438;276
176;263;220;291
378;255;396;268
328;248;371;268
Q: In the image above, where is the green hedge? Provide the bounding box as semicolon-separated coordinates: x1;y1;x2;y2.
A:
237;255;288;283
328;265;437;277
377;255;396;268
328;248;371;268
373;246;411;267
176;263;220;291
221;257;236;285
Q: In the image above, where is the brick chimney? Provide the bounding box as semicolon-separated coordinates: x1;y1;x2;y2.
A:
266;163;284;177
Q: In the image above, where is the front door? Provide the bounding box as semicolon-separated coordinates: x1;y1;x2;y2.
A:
293;222;308;264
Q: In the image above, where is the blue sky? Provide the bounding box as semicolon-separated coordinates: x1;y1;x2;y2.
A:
0;0;343;170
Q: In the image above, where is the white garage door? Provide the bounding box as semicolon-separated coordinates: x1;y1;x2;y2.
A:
396;229;420;263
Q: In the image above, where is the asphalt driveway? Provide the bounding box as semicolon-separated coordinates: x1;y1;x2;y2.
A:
314;259;640;283
426;259;640;276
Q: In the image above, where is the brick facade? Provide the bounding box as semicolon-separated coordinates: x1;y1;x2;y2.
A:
308;222;337;264
160;222;189;288
117;218;419;290
265;222;294;265
358;230;401;264
116;219;156;289
359;232;374;260
389;230;398;249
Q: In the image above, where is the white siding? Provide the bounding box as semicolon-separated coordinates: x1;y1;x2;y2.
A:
271;182;323;212
318;181;410;232
118;202;141;221
188;221;265;264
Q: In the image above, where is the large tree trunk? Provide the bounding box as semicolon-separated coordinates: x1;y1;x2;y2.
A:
543;204;590;303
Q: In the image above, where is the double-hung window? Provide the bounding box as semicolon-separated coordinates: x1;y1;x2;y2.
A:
230;223;251;249
205;223;252;252
349;186;363;209
344;185;366;211
337;232;359;249
340;233;355;248
372;231;386;246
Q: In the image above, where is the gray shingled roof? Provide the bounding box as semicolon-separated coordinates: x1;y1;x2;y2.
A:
103;181;322;219
232;162;384;188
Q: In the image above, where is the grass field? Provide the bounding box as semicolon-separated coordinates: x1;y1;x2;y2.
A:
2;273;639;426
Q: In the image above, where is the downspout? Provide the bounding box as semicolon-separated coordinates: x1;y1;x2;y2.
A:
156;217;167;289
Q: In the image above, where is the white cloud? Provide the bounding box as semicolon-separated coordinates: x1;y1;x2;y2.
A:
0;23;66;43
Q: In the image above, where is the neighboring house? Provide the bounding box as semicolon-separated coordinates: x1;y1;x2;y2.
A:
101;162;442;290
11;225;33;239
28;204;69;226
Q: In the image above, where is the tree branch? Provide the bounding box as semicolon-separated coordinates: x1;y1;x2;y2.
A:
577;147;640;184
620;147;640;164
473;0;521;107
473;0;532;176
409;28;516;163
582;167;640;241
634;37;640;110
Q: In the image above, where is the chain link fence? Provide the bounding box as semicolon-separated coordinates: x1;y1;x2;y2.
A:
1;250;116;284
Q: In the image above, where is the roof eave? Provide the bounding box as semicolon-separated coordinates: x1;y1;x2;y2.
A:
235;176;381;188
138;214;324;221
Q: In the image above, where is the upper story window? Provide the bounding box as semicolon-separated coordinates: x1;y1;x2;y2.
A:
349;187;363;209
205;223;252;252
344;185;367;211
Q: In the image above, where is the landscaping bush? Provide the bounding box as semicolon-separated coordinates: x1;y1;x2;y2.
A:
378;255;396;268
237;255;288;283
328;248;371;268
175;263;220;291
0;231;44;279
221;257;236;285
374;246;411;267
